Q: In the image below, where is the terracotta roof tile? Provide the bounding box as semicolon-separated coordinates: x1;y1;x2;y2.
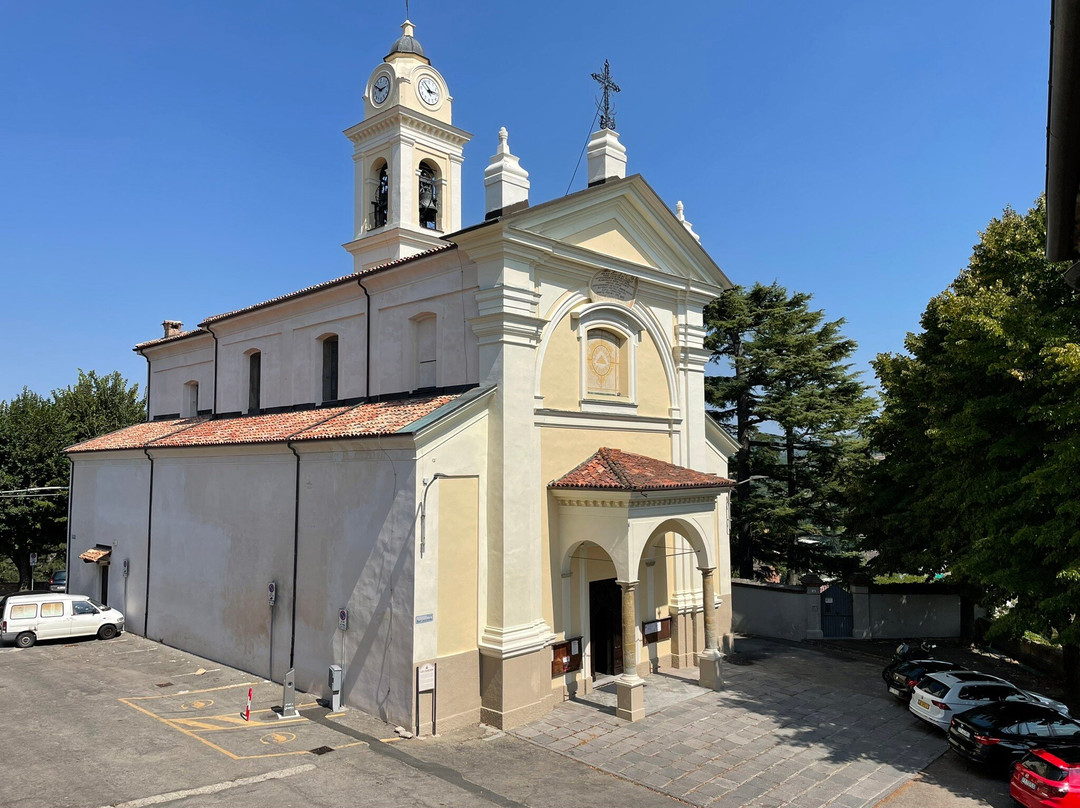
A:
151;407;353;447
66;392;464;454
549;447;732;492
292;394;459;441
67;417;209;453
198;244;457;327
133;329;209;350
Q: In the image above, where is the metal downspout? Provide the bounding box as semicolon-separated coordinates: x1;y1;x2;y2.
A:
206;325;220;415
287;439;301;669
356;278;372;400
142;448;155;637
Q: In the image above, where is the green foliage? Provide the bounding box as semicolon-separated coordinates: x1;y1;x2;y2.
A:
706;282;876;581
0;370;144;588
854;197;1080;694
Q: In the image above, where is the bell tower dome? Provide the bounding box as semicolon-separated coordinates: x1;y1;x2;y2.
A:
343;20;472;272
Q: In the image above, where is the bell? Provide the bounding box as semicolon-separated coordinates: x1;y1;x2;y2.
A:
418;183;435;212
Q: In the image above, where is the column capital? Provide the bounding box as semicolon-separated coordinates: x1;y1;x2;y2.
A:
696;566;716;576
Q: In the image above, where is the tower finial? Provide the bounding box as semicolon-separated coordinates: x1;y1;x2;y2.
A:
590;59;621;130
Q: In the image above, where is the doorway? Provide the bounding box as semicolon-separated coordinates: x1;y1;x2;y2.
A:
99;565;109;607
589;578;623;677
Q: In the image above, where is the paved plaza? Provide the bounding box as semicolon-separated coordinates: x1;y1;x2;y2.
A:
510;638;947;808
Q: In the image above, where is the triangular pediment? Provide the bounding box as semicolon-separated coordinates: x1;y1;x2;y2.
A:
501;175;731;289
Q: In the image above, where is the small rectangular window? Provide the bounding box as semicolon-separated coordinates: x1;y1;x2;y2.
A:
40;602;64;618
322;337;339;403
10;604;37;619
248;352;261;413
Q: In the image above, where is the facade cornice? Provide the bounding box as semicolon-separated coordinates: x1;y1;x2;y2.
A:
344;107;472;149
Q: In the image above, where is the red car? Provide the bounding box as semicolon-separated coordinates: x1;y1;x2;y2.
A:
1011;746;1080;807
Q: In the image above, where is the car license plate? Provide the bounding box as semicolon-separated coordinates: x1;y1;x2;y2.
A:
1021;776;1037;791
955;726;970;738
888;686;901;696
917;699;930;709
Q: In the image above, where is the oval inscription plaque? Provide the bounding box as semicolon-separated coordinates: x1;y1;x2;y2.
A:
590;270;637;306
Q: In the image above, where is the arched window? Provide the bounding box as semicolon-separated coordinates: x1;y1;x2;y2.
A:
182;381;199;418
586;328;627;398
414;315;437;389
247;351;261;414
418;161;438;230
371;162;388;229
321;335;339;403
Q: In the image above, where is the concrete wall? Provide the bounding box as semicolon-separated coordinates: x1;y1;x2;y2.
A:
730;580;809;642
855;586;962;639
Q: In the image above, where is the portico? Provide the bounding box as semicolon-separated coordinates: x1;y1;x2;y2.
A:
550;447;732;720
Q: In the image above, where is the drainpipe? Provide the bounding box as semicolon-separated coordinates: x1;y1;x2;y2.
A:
135;348;151;422
206;324;220;415
287;439;301;669
356;278;371;400
142;448;155;637
65;459;74;597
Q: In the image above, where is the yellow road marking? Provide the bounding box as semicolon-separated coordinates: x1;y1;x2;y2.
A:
260;731;296;745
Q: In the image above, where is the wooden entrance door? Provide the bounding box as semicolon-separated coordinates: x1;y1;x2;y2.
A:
589;578;623;677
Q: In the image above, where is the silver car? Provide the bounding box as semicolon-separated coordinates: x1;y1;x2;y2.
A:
909;671;1069;731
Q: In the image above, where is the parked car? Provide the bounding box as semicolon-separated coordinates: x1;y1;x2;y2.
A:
0;592;124;648
910;671;1069;731
948;702;1080;769
884;659;967;702
48;570;66;592
1011;746;1080;807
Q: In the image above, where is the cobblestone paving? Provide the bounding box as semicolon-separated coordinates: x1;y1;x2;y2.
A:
510;650;944;808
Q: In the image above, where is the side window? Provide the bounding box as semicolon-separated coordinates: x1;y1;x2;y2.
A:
182;380;199;418
1028;717;1054;738
985;686;1015;702
321;336;339;403
247;351;262;413
72;601;98;615
10;604;37;619
1050;718;1080;738
957;686;976;700
414;315;437;390
586;328;627;397
40;601;64;618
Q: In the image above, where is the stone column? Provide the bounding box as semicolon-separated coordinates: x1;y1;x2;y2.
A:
698;567;723;691
615;580;644;722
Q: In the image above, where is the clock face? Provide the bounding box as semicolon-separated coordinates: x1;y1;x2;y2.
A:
372;75;391;105
417;77;440;106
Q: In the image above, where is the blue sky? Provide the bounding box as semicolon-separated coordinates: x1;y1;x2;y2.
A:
0;1;1050;403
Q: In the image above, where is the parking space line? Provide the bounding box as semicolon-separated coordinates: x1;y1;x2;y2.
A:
102;762;316;808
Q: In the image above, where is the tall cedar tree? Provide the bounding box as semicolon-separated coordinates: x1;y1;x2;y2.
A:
705;283;875;581
0;370;144;587
853;198;1080;701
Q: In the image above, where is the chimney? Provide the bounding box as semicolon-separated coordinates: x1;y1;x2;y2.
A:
484;127;530;219
586;128;626;186
675;201;701;243
162;320;183;338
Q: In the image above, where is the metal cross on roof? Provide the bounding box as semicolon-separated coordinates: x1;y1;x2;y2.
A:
591;59;620;131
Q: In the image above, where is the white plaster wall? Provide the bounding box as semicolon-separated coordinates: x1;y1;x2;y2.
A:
412;404;490;665
145;339;215;419
292;442;417;727
730;581;808;642
68;454;150;622
146;449;297;681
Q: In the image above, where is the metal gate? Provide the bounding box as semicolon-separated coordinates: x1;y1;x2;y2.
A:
821;584;853;638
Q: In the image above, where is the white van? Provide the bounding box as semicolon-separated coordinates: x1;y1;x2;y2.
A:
0;592;125;648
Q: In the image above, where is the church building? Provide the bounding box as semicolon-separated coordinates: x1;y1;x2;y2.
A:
67;21;737;732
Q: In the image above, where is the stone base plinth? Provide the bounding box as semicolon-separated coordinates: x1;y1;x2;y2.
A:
698;649;723;691
615;675;645;722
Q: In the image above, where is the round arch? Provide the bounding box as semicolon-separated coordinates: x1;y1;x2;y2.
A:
640;516;714;573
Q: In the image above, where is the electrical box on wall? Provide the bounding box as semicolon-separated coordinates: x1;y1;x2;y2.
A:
268;581;277;607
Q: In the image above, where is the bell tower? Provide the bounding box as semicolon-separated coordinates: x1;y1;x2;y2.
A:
343;20;472;271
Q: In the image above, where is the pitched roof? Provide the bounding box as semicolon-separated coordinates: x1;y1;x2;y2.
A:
133;328;210;351
67;392;464;454
549;447;732;492
198;244;457;327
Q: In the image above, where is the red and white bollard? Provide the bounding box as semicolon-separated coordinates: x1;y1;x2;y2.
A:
242;687;252;721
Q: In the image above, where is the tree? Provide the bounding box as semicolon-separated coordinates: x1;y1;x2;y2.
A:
855;198;1080;700
706;282;875;581
0;370;144;588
